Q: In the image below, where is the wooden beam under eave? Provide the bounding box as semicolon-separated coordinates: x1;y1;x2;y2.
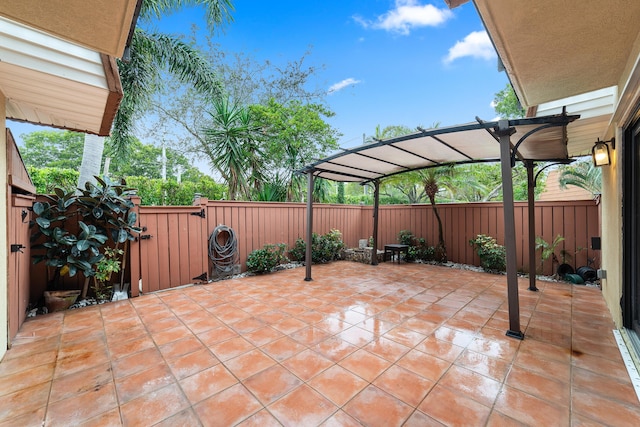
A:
99;54;123;136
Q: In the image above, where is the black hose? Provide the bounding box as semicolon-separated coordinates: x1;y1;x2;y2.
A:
208;225;239;279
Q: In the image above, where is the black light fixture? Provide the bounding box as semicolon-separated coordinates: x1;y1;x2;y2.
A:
592;138;614;167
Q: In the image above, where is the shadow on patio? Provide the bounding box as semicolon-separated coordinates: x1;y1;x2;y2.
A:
0;262;638;426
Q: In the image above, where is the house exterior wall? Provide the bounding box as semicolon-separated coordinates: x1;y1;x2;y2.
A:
1;93;8;359
601;128;624;327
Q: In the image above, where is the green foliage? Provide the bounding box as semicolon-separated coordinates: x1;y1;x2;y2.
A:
398;230;415;246
337;182;345;204
289;229;345;264
493;84;525;119
20;130;85;170
246;243;288;274
469;234;507;273
93;247;124;300
28;166;79;194
30;177;141;289
535;235;566;271
558;160;601;196
126;176;226;205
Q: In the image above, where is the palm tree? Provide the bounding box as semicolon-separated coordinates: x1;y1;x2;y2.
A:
559;160;602;196
202;98;259;200
79;0;234;188
421;166;456;263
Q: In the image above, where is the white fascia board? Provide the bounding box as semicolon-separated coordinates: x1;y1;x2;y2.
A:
536;86;616;120
0;16;107;89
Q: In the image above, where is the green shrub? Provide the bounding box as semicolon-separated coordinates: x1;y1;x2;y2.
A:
289;229;345;264
469;234;506;273
398;230;415;246
246;243;288;274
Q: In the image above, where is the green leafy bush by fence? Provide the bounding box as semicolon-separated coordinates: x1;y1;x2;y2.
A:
289;229;345;264
469;234;506;273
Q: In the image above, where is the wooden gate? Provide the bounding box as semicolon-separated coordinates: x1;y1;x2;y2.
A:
129;199;209;296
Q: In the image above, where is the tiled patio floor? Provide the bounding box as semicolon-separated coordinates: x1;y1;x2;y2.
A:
1;262;639;426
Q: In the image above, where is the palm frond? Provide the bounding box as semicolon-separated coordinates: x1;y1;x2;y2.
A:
139;0;234;31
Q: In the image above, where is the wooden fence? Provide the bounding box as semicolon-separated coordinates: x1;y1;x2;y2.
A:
128;198;599;294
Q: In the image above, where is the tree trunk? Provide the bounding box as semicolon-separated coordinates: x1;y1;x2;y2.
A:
77;134;104;193
429;195;447;263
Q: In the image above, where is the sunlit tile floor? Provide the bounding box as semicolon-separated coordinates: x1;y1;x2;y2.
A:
1;262;639;426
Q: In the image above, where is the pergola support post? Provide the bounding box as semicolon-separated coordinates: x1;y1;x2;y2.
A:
498;120;524;340
371;180;380;265
525;161;538;292
304;172;313;281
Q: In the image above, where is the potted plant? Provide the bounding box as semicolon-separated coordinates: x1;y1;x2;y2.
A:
31;177;140;310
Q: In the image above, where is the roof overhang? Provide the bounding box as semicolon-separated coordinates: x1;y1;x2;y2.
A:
0;0;140;58
302;114;578;183
0;16;123;136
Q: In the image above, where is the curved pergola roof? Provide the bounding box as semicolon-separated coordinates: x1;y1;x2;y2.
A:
301;113;579;183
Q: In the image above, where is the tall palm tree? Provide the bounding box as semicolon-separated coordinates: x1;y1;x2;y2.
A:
559;160;602;196
421;166;455;263
79;0;234;188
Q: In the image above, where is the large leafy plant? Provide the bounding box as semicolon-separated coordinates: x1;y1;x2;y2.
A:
31;177;140;296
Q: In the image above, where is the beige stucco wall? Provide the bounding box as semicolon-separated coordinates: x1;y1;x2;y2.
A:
0;93;7;359
600;127;624;327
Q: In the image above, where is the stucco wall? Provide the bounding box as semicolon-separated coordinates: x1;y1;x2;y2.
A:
600;128;624;327
1;93;7;359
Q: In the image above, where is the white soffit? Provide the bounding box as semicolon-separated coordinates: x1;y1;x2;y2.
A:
535;86;616;158
0;16;117;135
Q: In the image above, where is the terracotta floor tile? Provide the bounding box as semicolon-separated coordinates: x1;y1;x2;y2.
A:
45;382;118;426
159;335;204;360
433;326;476;347
215;307;252;324
194;383;262;426
115;363;175;404
384;326;427;348
512;349;571;384
356;317;397;335
485;410;527;426
0;349;56;378
224;348;276;380
571;366;638;407
268;384;337;426
260;336;307;362
296;310;326;324
179;363;238;404
144;315;183;334
54;345;110;379
494;385;569;426
257;309;290;324
230;317;265;333
308;364;369;406
418;384;491;426
0;407;46;427
506;364;570;404
312;337;359;362
362;336;411;362
236;408;282;427
319;410;363;427
467;336;520;361
402;317;440;335
243;364;303;405
108;335;155;360
337;325;376;347
166;348;219;380
403;410;447;426
439;365;502;407
121;383;189;425
343;385;413;427
49;363;112;403
571;389;640;427
397;349;451;382
209;336;255;361
373;364;435;407
243;325;284;346
415;335;465;362
271;317;308;335
290;326;332;346
455;349;510;382
339;348;391;382
282;348;334;381
0;382;50;421
150;324;192;346
315;317;352;335
111;347;165;379
196;325;238;346
152;408;201;427
0;362;55;397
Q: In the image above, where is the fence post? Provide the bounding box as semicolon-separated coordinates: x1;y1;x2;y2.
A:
129;195;141;297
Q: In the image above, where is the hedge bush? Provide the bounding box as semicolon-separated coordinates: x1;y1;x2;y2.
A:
246;243;288;274
289;229;345;264
469;234;506;273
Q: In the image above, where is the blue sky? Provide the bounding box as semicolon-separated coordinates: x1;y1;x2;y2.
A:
9;0;508;152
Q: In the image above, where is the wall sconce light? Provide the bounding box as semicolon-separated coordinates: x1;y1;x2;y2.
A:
592;138;614;167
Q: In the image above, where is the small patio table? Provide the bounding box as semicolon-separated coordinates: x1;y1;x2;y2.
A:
384;244;409;263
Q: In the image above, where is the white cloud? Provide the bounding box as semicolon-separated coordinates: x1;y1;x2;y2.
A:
328;78;362;94
444;30;496;64
354;1;453;35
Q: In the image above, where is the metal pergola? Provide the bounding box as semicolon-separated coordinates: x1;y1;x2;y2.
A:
299;113;579;340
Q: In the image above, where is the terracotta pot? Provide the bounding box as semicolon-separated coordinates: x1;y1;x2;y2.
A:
44;290;81;312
